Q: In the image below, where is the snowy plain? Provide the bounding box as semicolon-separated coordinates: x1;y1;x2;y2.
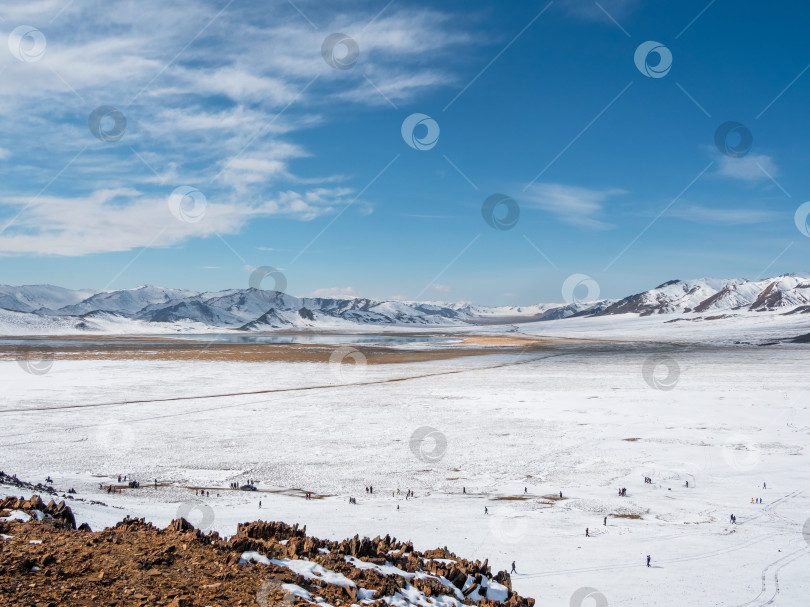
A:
1;315;809;607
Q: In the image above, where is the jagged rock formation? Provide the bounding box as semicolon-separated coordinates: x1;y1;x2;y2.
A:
0;497;535;607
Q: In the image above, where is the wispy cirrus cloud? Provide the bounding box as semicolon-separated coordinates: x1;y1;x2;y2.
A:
522;182;624;229
0;0;470;256
666;204;780;225
0;185;356;256
715;153;779;183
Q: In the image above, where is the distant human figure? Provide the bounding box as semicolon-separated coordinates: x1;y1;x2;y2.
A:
647;555;651;567
763;482;766;489
259;500;262;508
685;481;689;488
751;497;754;503
154;479;157;488
559;491;563;498
463;487;466;494
585;528;589;537
604;516;607;526
524;487;527;494
484;506;488;515
397;504;400;511
510;561;516;574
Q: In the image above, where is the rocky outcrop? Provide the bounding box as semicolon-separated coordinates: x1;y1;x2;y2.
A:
0;495;75;530
0;503;535;607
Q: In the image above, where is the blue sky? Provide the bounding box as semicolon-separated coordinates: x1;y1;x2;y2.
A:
0;0;808;305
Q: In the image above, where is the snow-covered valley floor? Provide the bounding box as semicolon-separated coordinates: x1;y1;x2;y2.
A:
1;334;809;606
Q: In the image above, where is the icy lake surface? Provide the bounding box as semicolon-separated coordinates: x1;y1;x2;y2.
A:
1;333;461;348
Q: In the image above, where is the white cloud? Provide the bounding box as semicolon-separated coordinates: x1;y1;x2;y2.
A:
0;1;469;257
310;286;358;298
522;183;624;229
716;153;779;183
0;186;356;256
667;204;779;225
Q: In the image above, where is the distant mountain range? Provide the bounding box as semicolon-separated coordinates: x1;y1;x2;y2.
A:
0;274;808;334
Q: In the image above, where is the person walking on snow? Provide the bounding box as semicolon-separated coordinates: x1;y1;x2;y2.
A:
586;528;589;537
484;506;488;515
604;516;607;526
511;561;517;574
647;555;651;567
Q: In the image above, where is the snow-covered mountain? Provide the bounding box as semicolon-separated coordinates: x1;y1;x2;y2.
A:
0;285;94;313
0;274;808;334
596;274;810;316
